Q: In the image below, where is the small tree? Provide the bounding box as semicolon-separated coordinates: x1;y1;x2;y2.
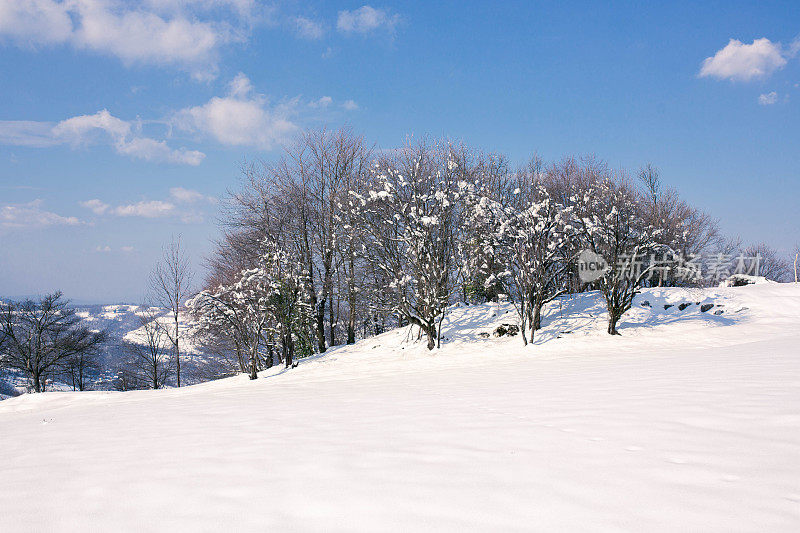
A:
150;236;193;387
741;243;791;282
351;141;465;350
121;310;173;389
472;184;574;344
61;351;102;391
574;178;664;335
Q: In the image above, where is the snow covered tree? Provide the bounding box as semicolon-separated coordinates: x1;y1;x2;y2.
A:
463;173;574;344
351;141;466;350
233;129;373;352
573;177;665;335
188;239;312;378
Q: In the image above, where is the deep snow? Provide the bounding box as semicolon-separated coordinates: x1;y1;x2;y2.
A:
1;284;799;531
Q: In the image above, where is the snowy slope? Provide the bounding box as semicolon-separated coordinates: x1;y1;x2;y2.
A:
1;284;799;531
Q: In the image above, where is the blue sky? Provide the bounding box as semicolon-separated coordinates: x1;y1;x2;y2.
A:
1;1;798;303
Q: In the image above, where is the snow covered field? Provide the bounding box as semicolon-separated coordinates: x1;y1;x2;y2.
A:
1;284;799;531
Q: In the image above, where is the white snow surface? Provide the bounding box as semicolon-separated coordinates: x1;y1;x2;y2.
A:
1;284;799;531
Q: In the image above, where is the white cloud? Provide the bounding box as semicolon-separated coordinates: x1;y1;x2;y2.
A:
337;6;400;35
80;189;215;222
95;245;111;253
121;246;135;253
0;121;60;147
169;187;216;204
0;110;205;165
294;16;324;40
758;91;779;105
699;38;788;81
0;0;254;79
0;199;80;229
113;200;175;218
342;99;359;111
0;0;73;45
80;198;110;214
310;96;333;108
172;73;299;150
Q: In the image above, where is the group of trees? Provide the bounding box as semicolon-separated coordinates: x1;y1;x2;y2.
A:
3;128;796;391
192;127;792;375
0;292;107;392
0;239;193;394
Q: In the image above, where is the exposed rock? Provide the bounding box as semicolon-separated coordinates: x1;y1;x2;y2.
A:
478;332;490;338
700;304;714;313
678;303;691;311
664;304;673;310
641;300;651;308
493;323;520;337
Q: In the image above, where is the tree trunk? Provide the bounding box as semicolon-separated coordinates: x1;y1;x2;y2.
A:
285;333;294;368
533;298;543;331
327;291;336;347
316;300;327;353
607;310;621;335
174;317;181;388
248;343;259;380
426;321;436;350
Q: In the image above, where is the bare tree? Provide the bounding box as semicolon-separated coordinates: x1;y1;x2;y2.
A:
150;236;193;387
0;292;107;392
637;163;721;286
62;351;102;391
741;243;792;282
121;310;173;389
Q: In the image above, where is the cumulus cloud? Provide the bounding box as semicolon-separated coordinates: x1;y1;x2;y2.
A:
294;16;324;39
699;38;789;81
309;96;333;108
169;186;216;204
1;199;80;229
337;6;400;35
80;198;174;218
80;198;110;214
0;75;337;161
0;110;205;165
758;91;779;105
121;246;135;253
342;99;359;111
0;0;256;79
80;188;215;222
172;73;299;150
113;200;175;218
